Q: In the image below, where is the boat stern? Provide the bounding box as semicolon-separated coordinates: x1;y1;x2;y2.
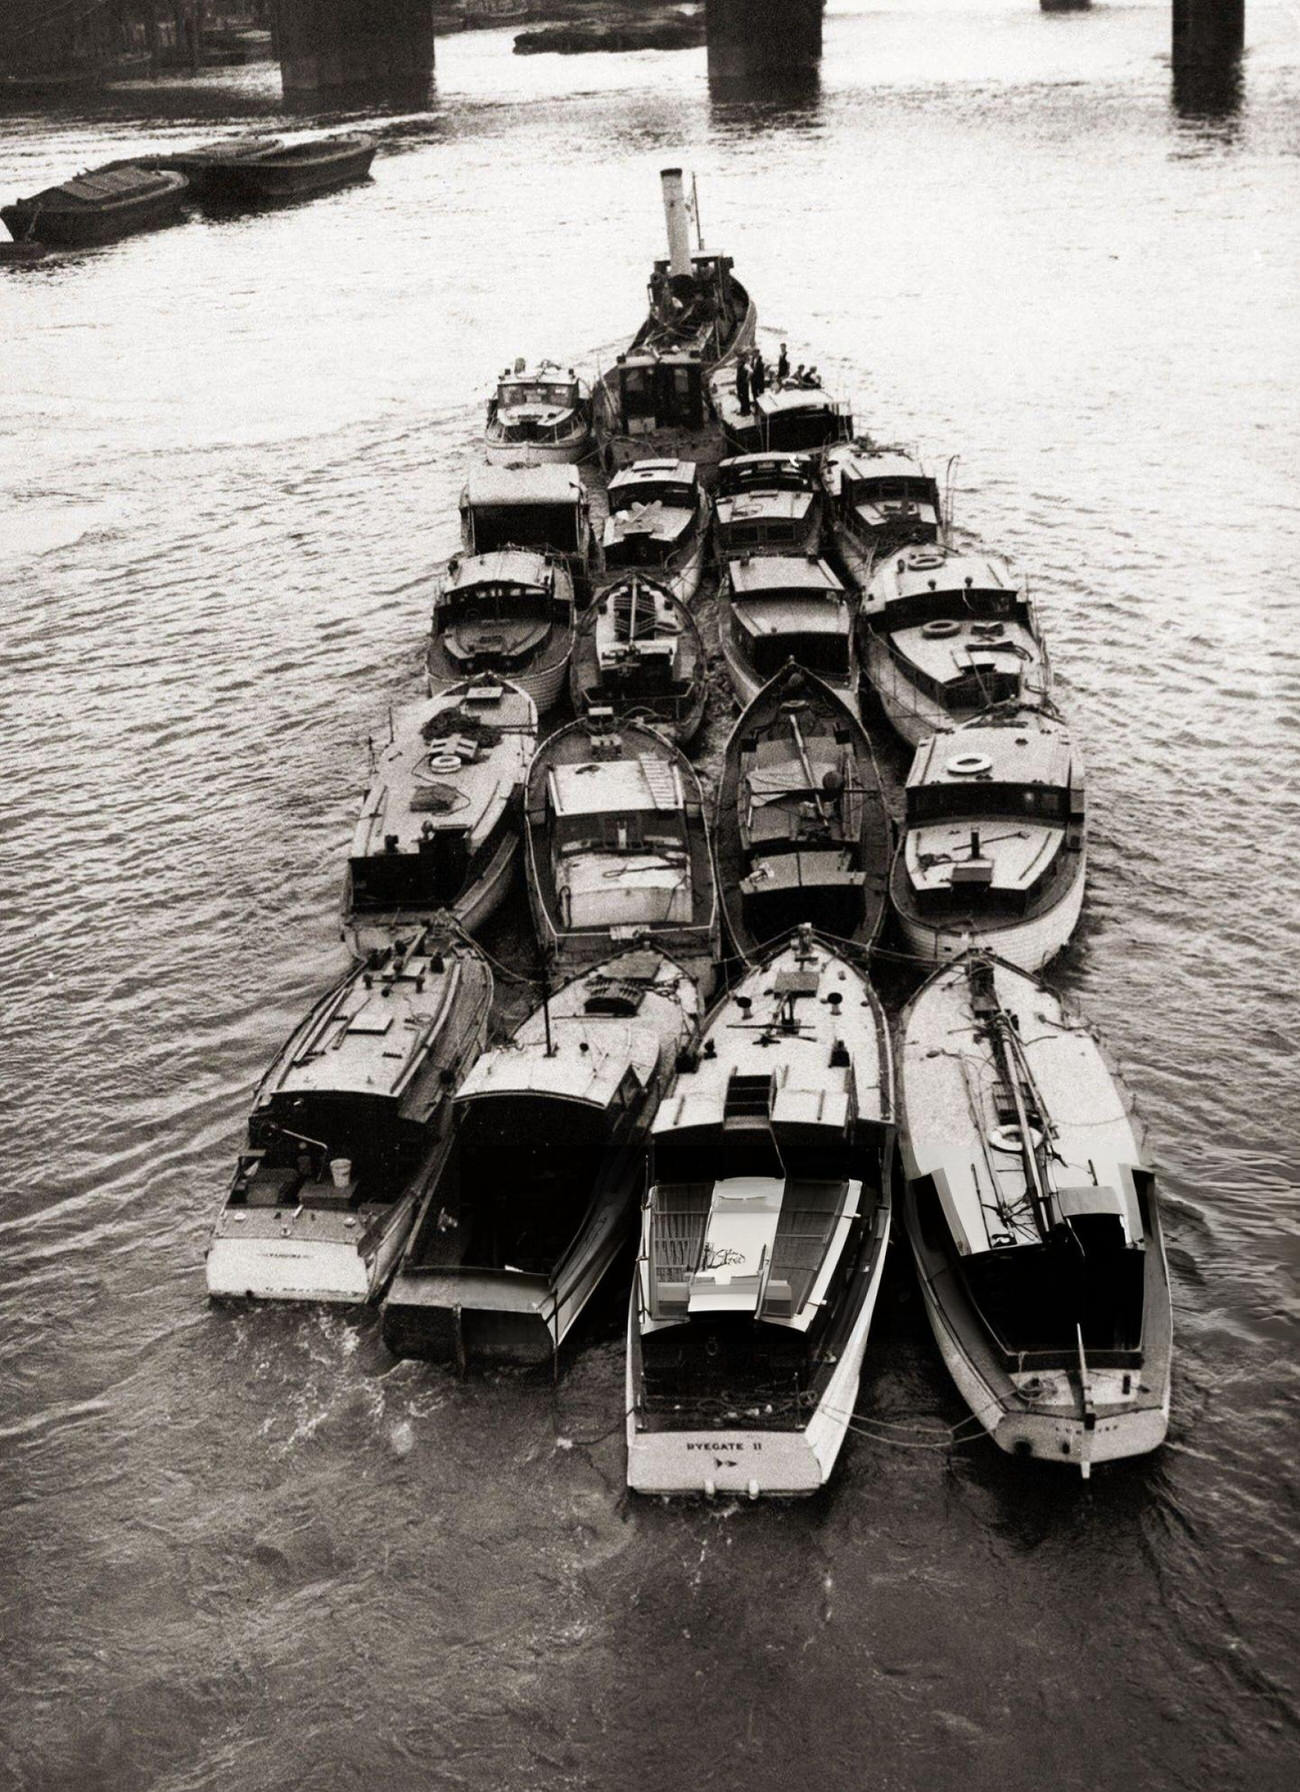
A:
626;1419;826;1498
205;1200;411;1306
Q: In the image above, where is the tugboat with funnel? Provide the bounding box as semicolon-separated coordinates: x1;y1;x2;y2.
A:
898;952;1173;1476
715;665;891;961
861;542;1050;749
205;926;493;1306
525;713;721;997
342;677;537;954
381;950;700;1366
597;168;755;474
570;573;707;747
483;358;593;464
891;708;1086;972
626;929;894;1498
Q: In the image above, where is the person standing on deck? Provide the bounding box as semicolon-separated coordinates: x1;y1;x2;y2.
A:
751;349;766;399
735;354;751;414
777;343;790;382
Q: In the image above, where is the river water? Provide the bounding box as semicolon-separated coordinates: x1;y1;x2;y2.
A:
2;3;1298;1788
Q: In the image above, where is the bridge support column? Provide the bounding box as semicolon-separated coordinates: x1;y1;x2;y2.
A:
273;0;435;109
1172;0;1244;114
705;0;823;84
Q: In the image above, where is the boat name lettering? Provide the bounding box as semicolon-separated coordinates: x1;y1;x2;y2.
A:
685;1440;762;1452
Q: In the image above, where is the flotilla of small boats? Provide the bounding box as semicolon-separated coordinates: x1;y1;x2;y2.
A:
202;165;1173;1487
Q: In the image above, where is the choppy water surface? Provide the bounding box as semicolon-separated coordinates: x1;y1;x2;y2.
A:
3;5;1299;1788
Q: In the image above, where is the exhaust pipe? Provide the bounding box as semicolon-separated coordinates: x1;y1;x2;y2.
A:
660;167;692;279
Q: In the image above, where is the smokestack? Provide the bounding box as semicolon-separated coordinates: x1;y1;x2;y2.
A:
660;167;692;279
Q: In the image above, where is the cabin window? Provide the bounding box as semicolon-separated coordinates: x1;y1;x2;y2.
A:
620;366;656;423
470;504;581;556
909;784;1068;825
751;631;848;680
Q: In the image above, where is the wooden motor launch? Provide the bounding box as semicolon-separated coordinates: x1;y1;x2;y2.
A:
712;452;825;563
626;930;894;1498
820;445;943;589
341;677;538;955
483;358;594;464
890;707;1086;972
570;572;708;747
426;548;576;716
525;713;721;998
897;953;1173;1476
600;458;709;604
204;926;493;1306
719;552;858;709
381;949;700;1366
715;664;892;962
861;541;1051;748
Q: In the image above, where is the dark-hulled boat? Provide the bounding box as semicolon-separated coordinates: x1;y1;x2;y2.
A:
899;952;1173;1477
155;134;285;196
342;677;538;955
597;168;755;474
204;925;493;1306
1;165;188;247
525;713;721;997
381;948;700;1366
570;573;707;747
716;665;891;961
201;134;376;202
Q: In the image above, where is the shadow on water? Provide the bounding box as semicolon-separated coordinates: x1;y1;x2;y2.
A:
1171;54;1245;133
707;66;823;132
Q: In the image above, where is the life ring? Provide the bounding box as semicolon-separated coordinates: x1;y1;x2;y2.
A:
426;752;463;775
947;752;992;776
908;551;945;570
989;1124;1043;1155
922;618;961;639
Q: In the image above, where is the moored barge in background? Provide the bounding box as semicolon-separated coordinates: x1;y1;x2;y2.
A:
2;164;188;246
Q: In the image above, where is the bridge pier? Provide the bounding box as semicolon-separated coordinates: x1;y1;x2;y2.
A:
273;0;435;110
1172;0;1244;115
704;0;823;85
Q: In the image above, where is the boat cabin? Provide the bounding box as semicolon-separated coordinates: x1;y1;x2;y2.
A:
603;459;702;570
900;722;1084;921
609;347;708;439
827;447;941;550
227;937;476;1219
718;374;852;456
546;755;693;933
433;550;570;673
461;463;591;561
714;453;820;557
344;680;536;935
726;556;855;688
487;360;586;446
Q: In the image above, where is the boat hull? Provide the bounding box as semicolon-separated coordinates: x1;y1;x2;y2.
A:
204;142;375;202
892;843;1087;973
865;632;1051;750
1;176;188;247
342;830;518;957
718;625;859;714
427;641;570;716
205;1190;418;1305
626;1207;890;1497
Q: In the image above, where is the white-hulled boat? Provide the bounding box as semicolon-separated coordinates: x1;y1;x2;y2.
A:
381;949;700;1365
713;452;824;563
719;553;858;709
205;927;493;1306
626;929;894;1497
820;444;942;589
898;953;1173;1476
712;367;852;457
715;664;891;961
861;541;1051;748
426;548;575;715
890;710;1086;972
570;572;708;747
600;458;709;604
483;358;593;464
341;678;537;955
525;714;721;998
460;461;593;587
596;168;756;474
